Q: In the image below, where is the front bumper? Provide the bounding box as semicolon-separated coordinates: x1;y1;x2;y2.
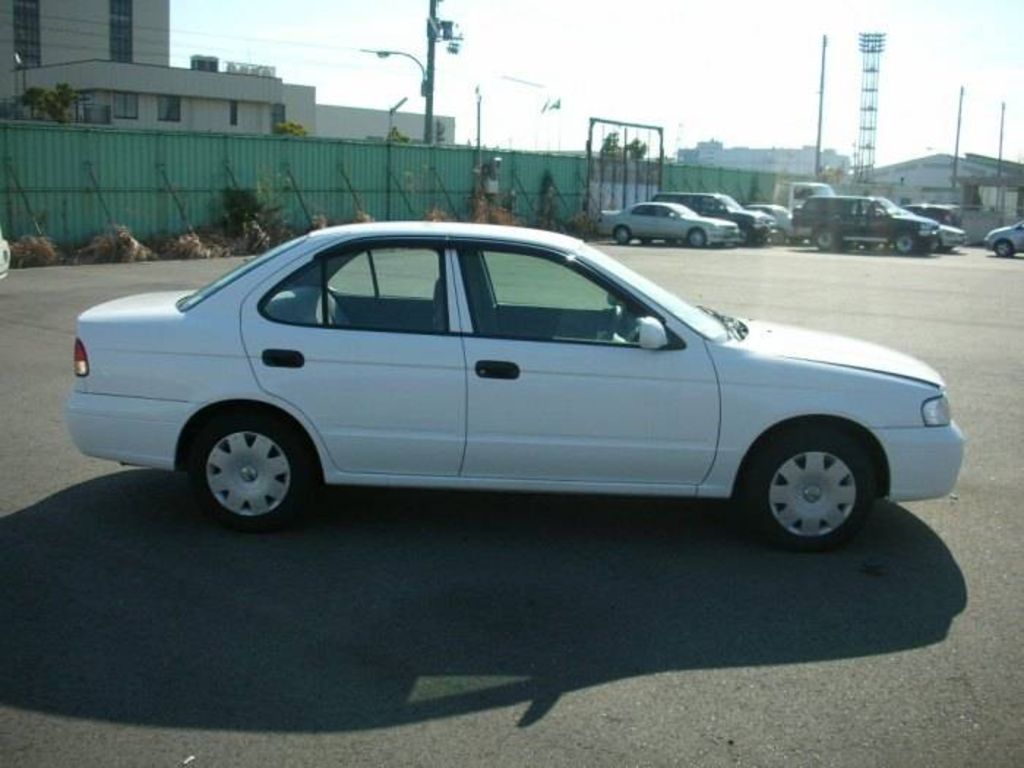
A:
875;421;964;502
66;391;191;470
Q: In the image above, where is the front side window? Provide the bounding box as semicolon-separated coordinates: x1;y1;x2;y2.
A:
158;95;181;122
459;248;644;345
262;246;447;334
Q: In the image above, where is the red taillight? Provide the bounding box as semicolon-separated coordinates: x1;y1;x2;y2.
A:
74;337;89;377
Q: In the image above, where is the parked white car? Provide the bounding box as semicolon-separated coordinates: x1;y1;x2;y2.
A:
66;223;964;550
0;222;10;280
597;202;741;248
984;221;1024;258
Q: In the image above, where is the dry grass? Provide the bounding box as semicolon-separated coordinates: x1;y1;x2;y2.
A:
10;236;61;268
565;211;597;240
153;232;232;260
351;210;374;224
75;226;153;264
424;206;452;222
309;214;329;231
471;193;518;226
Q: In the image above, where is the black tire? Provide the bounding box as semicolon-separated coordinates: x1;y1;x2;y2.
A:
814;229;840;252
994;238;1016;258
739;427;876;552
187;410;318;532
687;228;707;248
893;233;917;256
613;226;631;245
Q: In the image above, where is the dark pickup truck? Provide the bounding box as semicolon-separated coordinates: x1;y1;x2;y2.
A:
792;195;940;255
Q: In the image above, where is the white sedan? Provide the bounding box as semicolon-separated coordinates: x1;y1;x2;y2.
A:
66;223;964;550
597;202;742;247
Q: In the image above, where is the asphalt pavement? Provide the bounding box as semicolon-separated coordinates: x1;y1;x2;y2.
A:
1;243;1022;767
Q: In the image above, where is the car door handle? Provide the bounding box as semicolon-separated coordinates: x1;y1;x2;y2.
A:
475;360;520;380
262;349;305;368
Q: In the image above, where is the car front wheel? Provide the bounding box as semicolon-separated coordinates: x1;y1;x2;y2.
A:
994;239;1016;258
741;427;876;551
613;226;632;245
687;228;707;248
893;233;919;255
187;410;317;532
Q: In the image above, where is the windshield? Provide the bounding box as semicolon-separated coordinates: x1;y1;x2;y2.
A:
177;235;309;311
576;244;728;341
876;198;904;215
665;202;699;218
719;194;744;212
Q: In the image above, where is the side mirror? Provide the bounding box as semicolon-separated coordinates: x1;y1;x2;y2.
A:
638;316;669;350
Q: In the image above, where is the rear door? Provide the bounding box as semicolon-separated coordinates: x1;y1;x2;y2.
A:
241;238;467;477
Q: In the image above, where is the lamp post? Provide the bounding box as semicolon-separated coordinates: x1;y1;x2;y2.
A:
362;49;428;142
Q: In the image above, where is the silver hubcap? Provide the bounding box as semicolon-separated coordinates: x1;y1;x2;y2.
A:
206;431;291;516
769;451;856;538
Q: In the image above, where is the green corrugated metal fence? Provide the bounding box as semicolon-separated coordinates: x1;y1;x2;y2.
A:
1;121;780;244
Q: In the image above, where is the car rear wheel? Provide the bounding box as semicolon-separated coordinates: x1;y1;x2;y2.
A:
994;239;1016;258
613;226;631;245
187;410;317;532
740;427;876;551
814;229;840;252
686;228;707;248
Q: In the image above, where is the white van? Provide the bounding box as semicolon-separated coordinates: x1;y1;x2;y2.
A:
783;182;835;212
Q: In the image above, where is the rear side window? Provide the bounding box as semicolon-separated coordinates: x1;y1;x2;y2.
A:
261;245;447;334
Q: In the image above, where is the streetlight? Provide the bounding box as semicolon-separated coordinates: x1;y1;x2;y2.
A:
362;49;429;142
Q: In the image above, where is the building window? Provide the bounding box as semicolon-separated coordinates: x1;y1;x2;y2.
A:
14;0;41;68
271;103;286;127
230;100;238;126
110;0;133;63
113;92;138;119
158;95;181;122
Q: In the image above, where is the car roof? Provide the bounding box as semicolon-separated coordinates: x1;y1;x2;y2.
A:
305;221;583;251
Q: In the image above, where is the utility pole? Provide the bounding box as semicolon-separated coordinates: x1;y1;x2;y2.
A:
814;35;827;179
996;101;1006;224
475;86;482;173
952;85;964;194
424;0;438;144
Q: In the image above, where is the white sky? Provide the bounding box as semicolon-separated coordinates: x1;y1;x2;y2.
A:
170;0;1023;166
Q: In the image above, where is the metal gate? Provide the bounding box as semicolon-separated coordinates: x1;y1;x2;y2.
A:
584;117;664;216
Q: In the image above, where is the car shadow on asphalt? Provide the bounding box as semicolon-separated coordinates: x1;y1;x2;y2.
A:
0;469;966;731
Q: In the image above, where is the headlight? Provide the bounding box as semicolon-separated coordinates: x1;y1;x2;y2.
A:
919;225;937;234
922;395;950;427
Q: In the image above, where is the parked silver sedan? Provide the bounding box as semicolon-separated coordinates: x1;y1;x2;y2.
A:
984;221;1024;258
598;202;742;248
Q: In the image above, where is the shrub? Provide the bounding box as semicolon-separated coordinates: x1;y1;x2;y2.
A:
76;226;152;264
565;211;597;240
11;236;61;268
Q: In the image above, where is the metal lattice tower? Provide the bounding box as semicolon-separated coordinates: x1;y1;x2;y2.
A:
855;32;886;181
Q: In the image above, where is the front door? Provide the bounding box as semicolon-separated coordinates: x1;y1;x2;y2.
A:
454;244;720;488
241;239;466;477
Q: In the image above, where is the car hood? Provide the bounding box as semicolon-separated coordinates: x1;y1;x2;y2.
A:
895;212;939;228
79;291;191;322
741;320;944;387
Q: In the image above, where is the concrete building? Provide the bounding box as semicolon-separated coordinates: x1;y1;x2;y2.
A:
869;153;1024;208
678;140;850;176
1;0;454;141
